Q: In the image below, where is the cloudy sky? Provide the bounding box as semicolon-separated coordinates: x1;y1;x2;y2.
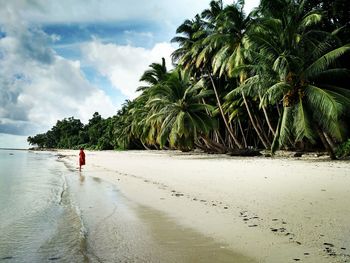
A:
0;0;259;148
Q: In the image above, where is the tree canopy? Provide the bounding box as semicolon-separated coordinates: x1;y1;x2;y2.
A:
28;0;350;158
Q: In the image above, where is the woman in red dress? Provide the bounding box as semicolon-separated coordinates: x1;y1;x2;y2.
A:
79;148;85;171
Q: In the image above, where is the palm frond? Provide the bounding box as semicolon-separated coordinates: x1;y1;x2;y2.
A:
304;85;343;121
294;99;316;143
304;44;350;79
260;82;291;107
175;111;186;136
212;46;230;75
300;13;322;29
315;68;350;81
192;90;214;101
322;85;350;103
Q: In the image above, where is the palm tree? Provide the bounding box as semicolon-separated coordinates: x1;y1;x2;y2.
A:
172;2;245;149
171;14;207;71
250;0;350;158
146;70;217;151
201;1;272;149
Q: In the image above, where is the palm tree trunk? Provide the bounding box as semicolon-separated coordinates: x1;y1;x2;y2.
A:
253;112;271;146
241;91;270;149
262;106;276;135
141;142;151;150
208;73;243;149
316;126;337;160
276;103;281;116
202;98;223;146
271;110;283;154
229;122;237;149
213;131;219;143
323;132;337;152
217;130;226;145
259;93;276;136
201;137;227;153
237;117;248;148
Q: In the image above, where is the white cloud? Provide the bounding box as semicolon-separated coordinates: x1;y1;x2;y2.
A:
0;15;116;138
81;39;175;99
244;0;260;13
0;0;260;27
20;57;116;127
0;0;260;25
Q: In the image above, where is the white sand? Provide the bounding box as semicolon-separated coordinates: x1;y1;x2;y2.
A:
58;150;350;262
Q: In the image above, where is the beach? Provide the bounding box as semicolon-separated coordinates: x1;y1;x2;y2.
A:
58;150;350;262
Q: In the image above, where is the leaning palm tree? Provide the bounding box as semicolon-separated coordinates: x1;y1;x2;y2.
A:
200;1;272;149
250;0;350;158
146;70;217;151
172;2;245;149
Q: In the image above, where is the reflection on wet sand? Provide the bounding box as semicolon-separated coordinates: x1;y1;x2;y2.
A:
79;173;85;184
92;177;101;183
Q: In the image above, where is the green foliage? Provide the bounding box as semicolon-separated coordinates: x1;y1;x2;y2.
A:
27;113;117;150
147;70;217;151
336;139;350;158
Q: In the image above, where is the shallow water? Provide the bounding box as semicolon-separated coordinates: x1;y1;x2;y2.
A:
0;150;254;262
0;150;88;262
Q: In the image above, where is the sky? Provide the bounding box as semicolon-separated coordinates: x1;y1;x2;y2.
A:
0;0;259;148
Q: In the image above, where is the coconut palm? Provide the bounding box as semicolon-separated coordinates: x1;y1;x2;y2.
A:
250;0;350;158
172;2;246;149
171;14;207;71
146;70;217;151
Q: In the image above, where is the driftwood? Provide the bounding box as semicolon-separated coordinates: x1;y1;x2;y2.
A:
226;149;262;157
195;137;227;154
293;152;303;157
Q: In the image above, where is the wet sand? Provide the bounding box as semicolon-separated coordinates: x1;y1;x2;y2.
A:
58;150;350;262
60;158;253;263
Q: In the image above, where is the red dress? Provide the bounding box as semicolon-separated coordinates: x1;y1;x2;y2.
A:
79;150;85;166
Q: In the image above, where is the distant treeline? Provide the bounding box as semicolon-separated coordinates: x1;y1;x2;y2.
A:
28;0;350;158
27;112;116;150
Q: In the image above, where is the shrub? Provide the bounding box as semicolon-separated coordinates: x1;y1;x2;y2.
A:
336;139;350;158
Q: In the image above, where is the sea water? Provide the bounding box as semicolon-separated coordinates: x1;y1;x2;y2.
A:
0;150;143;262
0;150;88;262
0;149;254;263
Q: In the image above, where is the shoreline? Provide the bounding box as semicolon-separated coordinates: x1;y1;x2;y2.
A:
57;150;350;262
23;147;348;159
